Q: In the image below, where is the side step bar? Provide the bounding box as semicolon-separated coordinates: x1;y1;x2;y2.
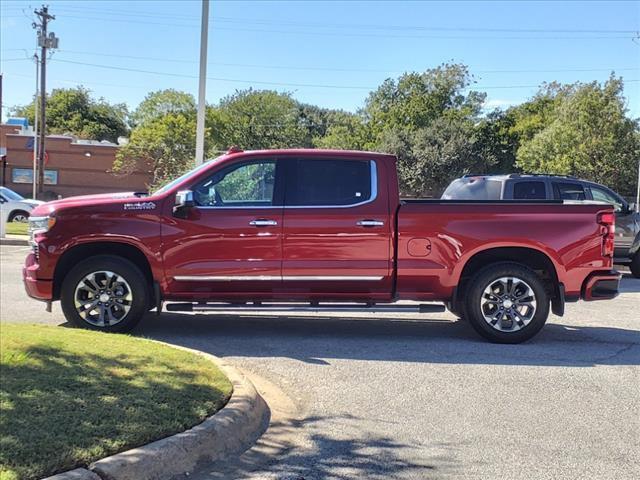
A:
166;302;445;314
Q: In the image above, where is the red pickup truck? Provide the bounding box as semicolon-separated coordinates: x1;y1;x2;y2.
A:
24;148;620;343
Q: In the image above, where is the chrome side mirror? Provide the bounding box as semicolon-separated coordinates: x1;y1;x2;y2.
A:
173;190;195;218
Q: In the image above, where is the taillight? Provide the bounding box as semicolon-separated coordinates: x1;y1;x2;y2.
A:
597;212;615;257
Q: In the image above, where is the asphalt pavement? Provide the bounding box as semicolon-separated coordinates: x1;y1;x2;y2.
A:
1;244;639;480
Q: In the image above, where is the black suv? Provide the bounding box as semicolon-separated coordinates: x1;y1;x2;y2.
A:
442;174;640;277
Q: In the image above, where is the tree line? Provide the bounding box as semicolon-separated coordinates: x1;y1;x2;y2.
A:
12;63;639;196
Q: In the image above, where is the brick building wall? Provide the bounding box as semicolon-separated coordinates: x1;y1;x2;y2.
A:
1;127;152;199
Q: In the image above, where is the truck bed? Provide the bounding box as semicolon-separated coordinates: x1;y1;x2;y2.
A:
395;201;613;301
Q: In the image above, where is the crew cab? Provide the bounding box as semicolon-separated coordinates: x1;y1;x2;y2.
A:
24;149;621;343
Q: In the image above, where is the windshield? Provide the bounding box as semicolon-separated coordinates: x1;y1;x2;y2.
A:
0;187;25;201
153;156;223;196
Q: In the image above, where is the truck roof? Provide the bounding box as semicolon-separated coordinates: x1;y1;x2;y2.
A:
462;173;577;180
221;148;397;160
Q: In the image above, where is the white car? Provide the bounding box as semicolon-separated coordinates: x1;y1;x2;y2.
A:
0;187;44;223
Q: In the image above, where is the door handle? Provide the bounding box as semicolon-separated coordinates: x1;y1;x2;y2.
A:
249;219;278;227
357;219;384;227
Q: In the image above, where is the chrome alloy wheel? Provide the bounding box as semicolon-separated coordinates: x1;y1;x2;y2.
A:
74;271;133;327
480;276;537;332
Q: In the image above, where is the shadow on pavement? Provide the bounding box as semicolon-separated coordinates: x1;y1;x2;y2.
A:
134;311;640;368
185;413;461;480
620;273;640;293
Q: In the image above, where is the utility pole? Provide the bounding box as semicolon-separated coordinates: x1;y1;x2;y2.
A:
33;5;58;198
32;54;39;199
195;0;209;166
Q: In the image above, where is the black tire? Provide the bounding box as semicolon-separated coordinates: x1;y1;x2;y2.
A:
9;210;30;222
630;253;640;279
464;262;550;344
60;255;149;333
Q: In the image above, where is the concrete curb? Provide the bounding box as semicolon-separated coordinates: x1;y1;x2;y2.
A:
42;344;268;480
0;237;29;246
43;469;101;480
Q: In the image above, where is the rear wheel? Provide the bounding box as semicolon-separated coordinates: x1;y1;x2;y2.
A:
464;262;549;343
9;210;29;222
630;253;640;279
60;255;149;332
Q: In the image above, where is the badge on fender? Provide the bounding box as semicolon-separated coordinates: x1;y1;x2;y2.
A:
123;202;156;211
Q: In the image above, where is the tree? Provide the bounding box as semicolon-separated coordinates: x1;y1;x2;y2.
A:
365;64;488;195
312;110;370;150
12;87;128;142
208;89;308;150
516;76;640;196
506;83;569;144
364;63;485;145
379;117;495;196
473;110;519;175
114;112;197;189
130;89;196;127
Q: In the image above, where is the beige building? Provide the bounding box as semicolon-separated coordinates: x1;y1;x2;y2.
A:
0;122;152;200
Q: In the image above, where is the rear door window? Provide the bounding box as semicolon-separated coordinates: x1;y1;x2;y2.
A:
285;158;373;207
513;181;546;200
552;182;586;201
589;185;624;212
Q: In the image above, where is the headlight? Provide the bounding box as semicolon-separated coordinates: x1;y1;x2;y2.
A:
28;216;56;238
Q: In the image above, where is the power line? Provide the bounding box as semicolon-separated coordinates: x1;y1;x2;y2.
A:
48;58;640;91
26;49;639;75
3;72;154;90
212;15;639;35
50;58;374;89
3;12;633;40
39;5;640;34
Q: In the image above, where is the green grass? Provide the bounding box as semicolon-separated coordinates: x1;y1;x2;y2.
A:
4;222;28;236
0;324;232;480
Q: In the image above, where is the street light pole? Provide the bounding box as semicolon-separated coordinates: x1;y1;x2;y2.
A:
195;0;209;166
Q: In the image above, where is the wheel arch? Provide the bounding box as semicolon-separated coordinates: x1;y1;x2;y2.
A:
53;241;155;301
9;209;30;221
453;246;564;316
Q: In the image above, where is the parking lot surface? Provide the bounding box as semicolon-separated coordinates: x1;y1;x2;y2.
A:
1;245;639;479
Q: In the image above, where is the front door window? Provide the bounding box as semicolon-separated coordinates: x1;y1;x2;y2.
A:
194;160;276;207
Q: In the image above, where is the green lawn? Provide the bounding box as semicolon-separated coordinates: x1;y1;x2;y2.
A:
4;222;28;236
0;324;233;480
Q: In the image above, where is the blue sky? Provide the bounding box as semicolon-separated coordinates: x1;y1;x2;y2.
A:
1;0;639;121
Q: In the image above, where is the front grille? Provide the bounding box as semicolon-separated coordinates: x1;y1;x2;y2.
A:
32;243;39;262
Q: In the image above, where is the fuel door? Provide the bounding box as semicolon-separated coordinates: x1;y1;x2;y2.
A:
407;238;432;257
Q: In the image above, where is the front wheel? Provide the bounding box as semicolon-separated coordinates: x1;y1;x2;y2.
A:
60;255;149;332
464;262;550;344
9;210;29;222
